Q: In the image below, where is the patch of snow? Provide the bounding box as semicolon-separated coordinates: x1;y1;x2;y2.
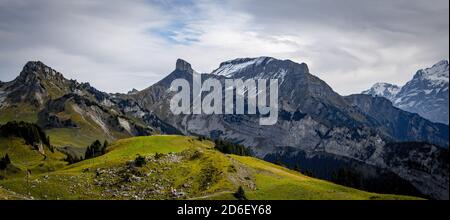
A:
212;57;269;77
404;91;419;97
276;69;288;84
423;89;434;95
415;60;449;86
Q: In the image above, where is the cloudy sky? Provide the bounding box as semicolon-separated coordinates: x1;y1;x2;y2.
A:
0;0;448;95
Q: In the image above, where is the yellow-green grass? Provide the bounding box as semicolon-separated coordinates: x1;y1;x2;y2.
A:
47;102;132;150
230;156;421;200
47;128;107;149
0;135;423;200
0;186;29;200
40;80;71;100
61;135;236;198
0;99;139;152
0;104;38;124
0;137;67;177
46;102;111;148
0;136;234;200
0;172;101;200
64;135;203;171
0;102;110;150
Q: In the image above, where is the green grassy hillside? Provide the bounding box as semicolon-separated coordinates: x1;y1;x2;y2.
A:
0;186;30;200
0;104;38;125
0;98;142;152
0;137;67;178
0;103;113;150
44;100;129;150
0;135;422;200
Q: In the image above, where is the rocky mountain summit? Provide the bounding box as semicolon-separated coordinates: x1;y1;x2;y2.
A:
0;61;178;148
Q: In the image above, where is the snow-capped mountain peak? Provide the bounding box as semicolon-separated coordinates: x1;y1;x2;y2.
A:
362;82;401;100
413;60;449;86
210;56;310;86
211;57;274;77
362;59;449;125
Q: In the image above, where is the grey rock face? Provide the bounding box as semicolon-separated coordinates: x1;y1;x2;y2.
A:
0;86;6;109
378;142;449;200
345;94;448;148
176;59;193;74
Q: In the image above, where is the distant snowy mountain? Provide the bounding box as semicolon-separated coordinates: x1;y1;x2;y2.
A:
363;60;449;125
362;83;401;100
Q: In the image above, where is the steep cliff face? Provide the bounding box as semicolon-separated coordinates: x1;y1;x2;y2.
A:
378;142;448;200
345;94;448;148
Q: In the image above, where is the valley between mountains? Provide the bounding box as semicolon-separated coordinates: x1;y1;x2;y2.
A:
0;58;448;200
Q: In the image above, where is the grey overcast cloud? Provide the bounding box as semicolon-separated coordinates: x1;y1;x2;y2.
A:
0;0;448;95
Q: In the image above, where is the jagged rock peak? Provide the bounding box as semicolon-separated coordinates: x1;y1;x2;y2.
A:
297;62;309;74
20;61;64;79
413;59;449;83
24;60;51;72
175;59;193;74
433;59;449;68
128;88;139;95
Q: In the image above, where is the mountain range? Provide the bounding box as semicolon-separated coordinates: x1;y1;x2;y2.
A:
0;61;179;152
0;58;448;199
363;60;449;125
